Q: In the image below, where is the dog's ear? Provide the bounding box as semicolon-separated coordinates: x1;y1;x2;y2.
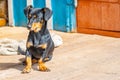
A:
42;8;52;21
24;5;33;17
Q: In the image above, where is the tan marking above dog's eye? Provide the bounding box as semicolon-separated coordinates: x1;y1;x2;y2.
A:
34;15;37;18
29;14;31;18
40;19;44;23
44;8;46;12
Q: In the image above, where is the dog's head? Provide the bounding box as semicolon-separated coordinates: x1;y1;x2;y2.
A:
24;5;52;32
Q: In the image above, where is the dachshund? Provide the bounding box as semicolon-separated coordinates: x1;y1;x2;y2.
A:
22;5;54;73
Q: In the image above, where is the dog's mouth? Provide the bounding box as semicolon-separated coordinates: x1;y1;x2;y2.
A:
30;22;43;32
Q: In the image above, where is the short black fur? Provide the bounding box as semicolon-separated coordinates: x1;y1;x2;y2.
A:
22;5;54;73
24;5;54;62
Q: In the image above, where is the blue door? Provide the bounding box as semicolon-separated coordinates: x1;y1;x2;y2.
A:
13;0;27;26
33;0;46;8
51;0;76;32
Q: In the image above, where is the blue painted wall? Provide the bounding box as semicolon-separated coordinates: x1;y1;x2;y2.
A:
51;0;67;32
13;0;27;26
51;0;76;32
12;0;46;27
33;0;46;8
66;0;76;32
12;0;76;31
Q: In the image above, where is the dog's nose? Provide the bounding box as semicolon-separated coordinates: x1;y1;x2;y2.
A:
27;25;31;29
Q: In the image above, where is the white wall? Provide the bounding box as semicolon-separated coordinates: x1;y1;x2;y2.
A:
27;0;33;6
8;0;14;26
46;0;53;30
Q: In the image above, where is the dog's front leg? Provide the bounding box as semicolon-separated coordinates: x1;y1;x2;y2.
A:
22;41;33;73
22;50;32;73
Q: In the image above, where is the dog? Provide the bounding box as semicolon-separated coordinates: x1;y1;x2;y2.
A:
22;5;54;73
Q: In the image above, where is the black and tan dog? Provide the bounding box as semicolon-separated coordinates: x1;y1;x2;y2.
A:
22;5;54;73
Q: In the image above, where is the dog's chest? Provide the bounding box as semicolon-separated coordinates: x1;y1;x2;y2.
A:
32;33;50;46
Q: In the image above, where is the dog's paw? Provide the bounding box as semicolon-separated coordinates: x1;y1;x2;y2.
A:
38;65;50;72
22;67;31;73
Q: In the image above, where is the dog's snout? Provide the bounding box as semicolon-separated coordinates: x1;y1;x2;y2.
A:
27;25;31;29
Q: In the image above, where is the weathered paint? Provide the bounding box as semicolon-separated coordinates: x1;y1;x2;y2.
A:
33;0;46;8
51;0;66;32
76;0;120;37
77;0;120;32
51;0;76;32
66;0;76;32
12;0;27;26
8;0;76;31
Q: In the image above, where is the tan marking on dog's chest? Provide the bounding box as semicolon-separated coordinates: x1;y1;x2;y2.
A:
31;22;43;32
38;43;47;49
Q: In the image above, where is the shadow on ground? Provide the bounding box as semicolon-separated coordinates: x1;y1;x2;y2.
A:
0;58;40;72
0;58;25;71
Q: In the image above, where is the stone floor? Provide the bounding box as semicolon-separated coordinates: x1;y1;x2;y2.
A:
0;27;120;80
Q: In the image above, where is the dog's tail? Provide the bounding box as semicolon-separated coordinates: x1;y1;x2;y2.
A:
18;46;26;55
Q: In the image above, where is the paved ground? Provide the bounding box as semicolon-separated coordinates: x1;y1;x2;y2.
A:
0;27;120;80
